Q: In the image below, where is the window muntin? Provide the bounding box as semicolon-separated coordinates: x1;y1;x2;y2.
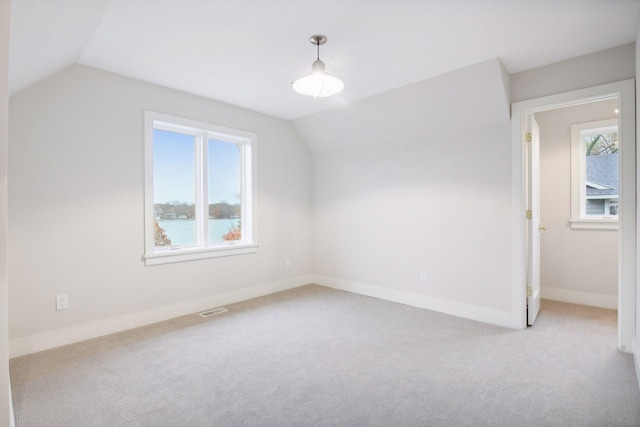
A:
144;111;257;265
570;118;619;230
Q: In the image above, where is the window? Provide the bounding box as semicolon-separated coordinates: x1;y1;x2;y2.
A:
144;111;257;265
570;118;618;230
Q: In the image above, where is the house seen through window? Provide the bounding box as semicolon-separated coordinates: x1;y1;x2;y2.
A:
144;111;257;265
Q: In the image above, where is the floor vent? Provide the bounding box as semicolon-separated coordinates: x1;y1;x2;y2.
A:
199;308;228;318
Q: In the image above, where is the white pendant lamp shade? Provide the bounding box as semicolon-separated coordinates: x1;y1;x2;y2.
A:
293;59;344;98
293;35;344;98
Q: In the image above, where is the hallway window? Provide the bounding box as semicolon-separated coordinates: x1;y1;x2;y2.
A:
570;118;618;229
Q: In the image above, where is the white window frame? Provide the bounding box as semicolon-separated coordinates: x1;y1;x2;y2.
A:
570;118;618;230
144;111;258;265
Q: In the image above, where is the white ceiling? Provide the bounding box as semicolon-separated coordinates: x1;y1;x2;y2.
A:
9;0;640;120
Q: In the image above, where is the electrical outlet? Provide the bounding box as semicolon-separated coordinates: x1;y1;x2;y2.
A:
420;271;428;283
56;294;69;311
285;258;292;268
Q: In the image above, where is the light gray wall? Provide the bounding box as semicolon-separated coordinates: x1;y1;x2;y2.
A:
307;60;514;322
512;44;635;349
0;0;13;424
635;15;640;376
535;100;618;299
8;65;312;343
313;122;512;312
306;46;636;327
293;59;510;155
511;44;635;103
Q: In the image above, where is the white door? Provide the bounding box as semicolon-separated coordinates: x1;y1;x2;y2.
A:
526;115;542;326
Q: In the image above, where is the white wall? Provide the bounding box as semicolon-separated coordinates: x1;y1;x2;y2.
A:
511;47;636;345
535;100;618;308
8;65;313;356
305;60;514;327
0;0;14;424
304;47;636;330
293;59;510;154
635;14;640;387
510;44;635;103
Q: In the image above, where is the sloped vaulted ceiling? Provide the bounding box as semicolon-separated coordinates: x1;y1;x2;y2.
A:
292;59;512;154
9;0;640;122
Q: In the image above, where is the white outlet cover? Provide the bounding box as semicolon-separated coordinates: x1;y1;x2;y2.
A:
56;295;69;311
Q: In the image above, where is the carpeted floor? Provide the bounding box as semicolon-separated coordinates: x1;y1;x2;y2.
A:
10;285;640;426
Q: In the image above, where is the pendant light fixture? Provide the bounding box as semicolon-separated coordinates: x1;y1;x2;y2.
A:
292;35;344;98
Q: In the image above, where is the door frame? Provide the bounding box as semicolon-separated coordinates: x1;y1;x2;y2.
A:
511;79;636;352
526;115;541;326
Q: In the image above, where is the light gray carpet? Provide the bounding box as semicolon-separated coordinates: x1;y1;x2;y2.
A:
10;285;640;426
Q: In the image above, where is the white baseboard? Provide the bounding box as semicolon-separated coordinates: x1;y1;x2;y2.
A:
541;287;617;310
635;336;640;391
9;274;312;358
9;389;14;427
313;275;513;329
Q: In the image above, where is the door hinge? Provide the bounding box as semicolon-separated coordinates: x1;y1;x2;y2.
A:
527;286;533;297
525;132;532;143
526;209;532;219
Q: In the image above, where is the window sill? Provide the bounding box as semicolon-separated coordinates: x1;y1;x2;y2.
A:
144;244;259;266
570;218;618;230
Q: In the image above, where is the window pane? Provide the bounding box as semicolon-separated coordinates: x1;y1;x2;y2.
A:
583;129;618;217
208;139;242;243
153;129;196;247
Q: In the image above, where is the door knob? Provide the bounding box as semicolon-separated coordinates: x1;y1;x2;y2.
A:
539;225;547;231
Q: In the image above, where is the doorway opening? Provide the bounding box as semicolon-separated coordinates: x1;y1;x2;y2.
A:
511;79;635;352
532;99;620;324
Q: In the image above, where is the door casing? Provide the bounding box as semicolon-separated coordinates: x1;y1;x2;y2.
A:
526;115;541;326
511;79;636;352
